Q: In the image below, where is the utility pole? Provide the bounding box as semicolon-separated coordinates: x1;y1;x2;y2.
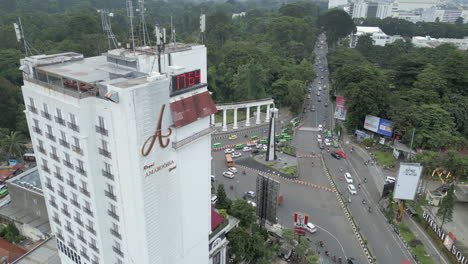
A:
409;128;415;160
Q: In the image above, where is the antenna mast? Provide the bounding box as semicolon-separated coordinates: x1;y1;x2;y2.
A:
199;14;206;44
170;16;176;44
138;0;150;46
155;25;166;73
100;9;119;50
13;18;37;56
126;0;136;51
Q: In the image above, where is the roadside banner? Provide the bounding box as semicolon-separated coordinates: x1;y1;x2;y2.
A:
364;115;379;132
378;118;393;137
334;96;348;120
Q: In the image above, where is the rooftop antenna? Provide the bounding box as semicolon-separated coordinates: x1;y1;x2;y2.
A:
155;25;166;73
170;16;176;44
137;0;150;46
13;18;37;56
99;9;119;50
126;0;136;51
199;14;206;44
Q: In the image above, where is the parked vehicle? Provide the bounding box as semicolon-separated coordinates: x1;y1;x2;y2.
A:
235;144;244;149
225;154;234;167
212;142;221;148
245;191;256;198
232;152;242;158
228;135;238;140
228;167;238;174
385;176;396;183
242;147;252;152
222;171;235;179
224;148;234;154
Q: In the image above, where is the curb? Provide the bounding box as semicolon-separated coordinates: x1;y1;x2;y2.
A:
320;156;375;264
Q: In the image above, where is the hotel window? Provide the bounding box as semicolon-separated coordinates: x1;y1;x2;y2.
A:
110;222;121;239
113;241;123;257
28;97;37;113
68;113;79;132
108;203;119;220
96;116;108;136
103;162;114;180
75;211;83;227
105;184;116;201
80;180;90;197
55;108;65;125
63;152;73;169
67;173;76;189
87;221;96;236
54;166;63;181
71;192;80;208
99;140;111;158
46;124;55;142
37;139;45;154
41;158;50;173
58;185;67;200
33;119;42;135
213;251;221;264
60;131;69;148
72;136;82;154
45;177;54;192
77;229;86;243
53;212;61;226
50;146;59;162
76;159;86;176
65;220;73;234
41;103;51;120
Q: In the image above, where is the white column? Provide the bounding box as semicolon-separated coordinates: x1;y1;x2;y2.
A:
245;107;250;127
233;109;238;129
222;109;227;131
265;104;271;122
256;105;261;124
210;114;215;126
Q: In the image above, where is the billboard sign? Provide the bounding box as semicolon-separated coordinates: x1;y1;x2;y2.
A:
363;115;379;133
334;96;348;120
256;174;280;225
378;118;393;137
393;163;423;200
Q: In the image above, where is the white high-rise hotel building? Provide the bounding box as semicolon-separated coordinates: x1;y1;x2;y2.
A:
20;43;217;264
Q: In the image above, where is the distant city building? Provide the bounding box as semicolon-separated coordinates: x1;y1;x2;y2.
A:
421;7;468;22
20;41;217;264
232;12;246;19
350;26;403;47
412;36;468;50
329;0;349;9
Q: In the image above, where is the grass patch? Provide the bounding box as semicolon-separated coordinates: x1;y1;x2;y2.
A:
215;109;247;124
278;145;296;156
397;223;433;264
279;166;298;177
374;151;396;167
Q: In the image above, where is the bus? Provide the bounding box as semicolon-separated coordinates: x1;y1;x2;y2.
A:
326;131;332;138
212;142;221;148
225;154;234;167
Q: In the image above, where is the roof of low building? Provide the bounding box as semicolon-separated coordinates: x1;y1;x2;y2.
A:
0;237;27;262
356;26;384;34
12;237;61;264
211;209;225;231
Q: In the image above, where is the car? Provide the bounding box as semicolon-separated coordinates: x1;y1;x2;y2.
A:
319;141;325;149
344;172;353;183
294;222;317;233
256;144;263;149
336;150;347;158
311;105;316;112
228;167;238;173
317;91;320;96
318;86;322;91
242;147;252;152
250;135;259;140
224;148;234;154
385;176;396;183
251;149;259;154
223;171;234;179
263;145;268;151
348;184;357;195
321;76;324;79
331;152;341;159
317;97;321;102
324;138;331;146
211;175;215;182
232;152;242;158
211;195;218;204
246;142;255;147
333;140;339;148
245;191;256;198
235;144;244;149
347;257;358;264
307;94;311;99
228;134;238;140
318;124;323;131
324;102;328;107
317;134;322;141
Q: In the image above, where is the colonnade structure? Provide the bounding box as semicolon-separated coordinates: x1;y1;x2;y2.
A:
212;98;275;131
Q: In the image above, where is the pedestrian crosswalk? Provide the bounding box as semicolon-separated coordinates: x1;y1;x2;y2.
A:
297;154;321;158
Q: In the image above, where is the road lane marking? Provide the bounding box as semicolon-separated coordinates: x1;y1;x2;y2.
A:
316;224;347;259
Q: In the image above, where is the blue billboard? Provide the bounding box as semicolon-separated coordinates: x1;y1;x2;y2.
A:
377;118;393;137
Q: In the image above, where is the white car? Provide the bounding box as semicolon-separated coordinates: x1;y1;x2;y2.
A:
385;176;396;183
232;152;242;158
222;171;234;179
211;195;218;204
318;124;323;131
245;191;256;198
224;148;234;154
228;167;238;173
348;184;357;195
344;172;353;183
318;86;322;91
256;144;264;149
263;145;268;151
324;139;331;146
317;134;322;140
242;147;252;152
247;200;257;207
294;222;317;233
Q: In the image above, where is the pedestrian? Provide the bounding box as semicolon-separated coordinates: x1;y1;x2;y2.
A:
364;177;367;183
358;183;361;189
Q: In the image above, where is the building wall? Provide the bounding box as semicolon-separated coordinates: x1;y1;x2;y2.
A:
5;183;47;221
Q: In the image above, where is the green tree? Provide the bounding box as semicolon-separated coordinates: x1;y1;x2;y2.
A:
318;9;356;46
306;253;320;264
229;199;256;227
284;80;306;114
413;64;447;97
0;131;27;159
437;184;455;228
355;34;375;58
454;17;464;26
216;184;231;210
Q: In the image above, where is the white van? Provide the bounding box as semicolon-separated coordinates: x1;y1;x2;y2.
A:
211;195;218;204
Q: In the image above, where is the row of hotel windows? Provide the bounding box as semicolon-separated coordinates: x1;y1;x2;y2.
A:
28;97;109;137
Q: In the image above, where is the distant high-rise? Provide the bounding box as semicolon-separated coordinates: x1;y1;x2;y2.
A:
20;42;217;264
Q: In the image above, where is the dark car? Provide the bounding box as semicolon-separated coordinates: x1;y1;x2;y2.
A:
251;149;259;154
331;152;341;159
347;257;359;264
